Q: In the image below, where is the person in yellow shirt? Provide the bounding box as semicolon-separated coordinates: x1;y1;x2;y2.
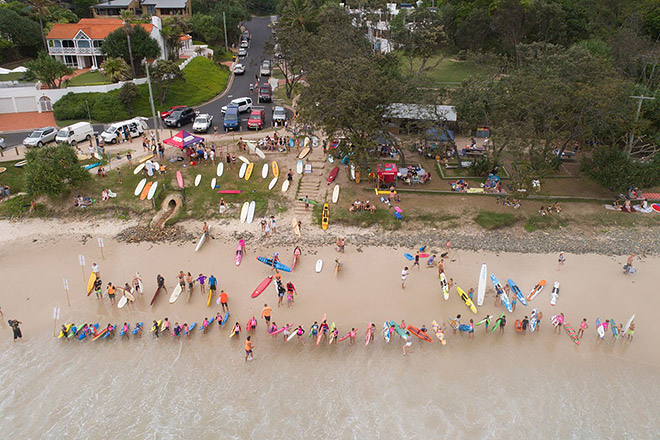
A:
244;336;254;361
107;282;116;305
261;304;272;325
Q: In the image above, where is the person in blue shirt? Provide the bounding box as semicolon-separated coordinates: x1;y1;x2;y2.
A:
208;275;217;295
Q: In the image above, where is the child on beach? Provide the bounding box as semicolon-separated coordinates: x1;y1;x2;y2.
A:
268;322;278;335
245;336;254;362
537;311;543;329
286;281;297;302
107;283;116;305
522;316;529;331
499;316;506;333
554;313;564;334
277;283;285;307
577;318;588;339
152;321;160;338
283;324;292;341
557;252;565;270
216;313;223;329
401;267;409;290
403;332;412;355
427;254;435;267
467;288;474;300
295;326;305;344
468;319;475;340
412;252;420;270
122;323;129;339
511;297;517;312
320;321;329;341
231;322;241;338
310;322;319;339
197;274;207;295
330;328;339;344
349;328;356;345
627;322;635;342
202;318;209;333
287;290;294;307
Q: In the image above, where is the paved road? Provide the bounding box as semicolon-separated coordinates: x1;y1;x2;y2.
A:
0;15;281;150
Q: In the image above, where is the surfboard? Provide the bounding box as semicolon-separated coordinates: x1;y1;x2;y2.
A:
292;217;300;237
139;154;154;163
217;162;224;177
477;263;487;306
457;286;478;314
132;322;143;335
332;185;339;203
91;329;107;341
176;171;183;189
563;322;581;345
255;148;265;159
195;230;208;252
247;201;255;224
87;272;97;296
134;163;146;175
262;163;268;179
527;280;546;302
238;155;249;164
194;174;201;186
147;181;158;200
596;318;605;338
407;325;433;343
58;324;73;338
140;181;152;200
530;309;538;332
327;167;339;185
298;147;311;160
245;163;254;181
315;259;323;273
150;320;162;332
404;253;414;261
296;160;303;174
652;203;660;213
169;284;182;304
431;320;446;345
491;313;505;333
507;279;527;306
268;177;278;190
550;281;560;306
256;256;292;272
251;276;273;298
383;322;391;343
624;314;635;334
117;295;128;308
272;161;279;178
287;329;299;342
440;273;449;300
491;274;512;312
281;179;290;192
304;136;310;148
240;202;249;223
239;162;247;179
321;203;329;230
350;164;356;180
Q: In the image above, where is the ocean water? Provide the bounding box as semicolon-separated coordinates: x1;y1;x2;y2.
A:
1;330;658;439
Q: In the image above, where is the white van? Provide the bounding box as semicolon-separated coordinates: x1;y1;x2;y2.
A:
101;117;149;144
55;122;94;145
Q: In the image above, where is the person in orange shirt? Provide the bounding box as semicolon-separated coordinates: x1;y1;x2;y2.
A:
244;336;254;362
219;290;229;312
261;304;272;325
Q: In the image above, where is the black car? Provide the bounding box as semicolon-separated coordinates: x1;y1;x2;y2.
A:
164;107;197;127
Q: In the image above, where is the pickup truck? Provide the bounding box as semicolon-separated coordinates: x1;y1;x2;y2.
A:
258;83;272;103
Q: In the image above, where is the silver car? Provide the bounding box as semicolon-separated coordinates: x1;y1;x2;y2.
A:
238;48;248;57
193;114;213;133
23;127;57;147
272;106;287;126
0;137;5;150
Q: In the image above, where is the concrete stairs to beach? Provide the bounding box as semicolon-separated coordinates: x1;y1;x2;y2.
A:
293;151;327;220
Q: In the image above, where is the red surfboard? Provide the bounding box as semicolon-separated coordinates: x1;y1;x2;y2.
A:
652;203;660;213
327;167;339;185
176;171;183;189
150;287;161;306
217;190;243;194
407;325;433;343
251;276;273;298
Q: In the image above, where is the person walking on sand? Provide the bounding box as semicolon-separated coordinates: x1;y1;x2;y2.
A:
413;251;420;270
627;321;635;342
208;274;217;297
437;259;445;278
152;320;160;338
92;262;101;278
219;290;229;312
402;331;412;355
261;304;272;326
499;315;506;334
157;274;167;294
577;318;588;339
245;336;254;361
401;267;409;290
557;252;565;271
554;313;564;334
197;273;207;295
186;272;194;298
107;282;116;305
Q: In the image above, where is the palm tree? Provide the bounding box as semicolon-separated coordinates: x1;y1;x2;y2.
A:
25;0;58;51
120;10;137;78
101;57;131;82
280;0;317;33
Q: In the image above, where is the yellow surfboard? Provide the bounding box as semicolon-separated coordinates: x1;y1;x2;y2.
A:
58;324;73;338
245;162;254;181
457;287;478;314
272;161;279;178
207;289;213;307
87;272;97;295
150;320;162;332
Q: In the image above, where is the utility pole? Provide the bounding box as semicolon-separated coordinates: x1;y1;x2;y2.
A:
145;61;161;142
626;94;655;157
223;12;229;53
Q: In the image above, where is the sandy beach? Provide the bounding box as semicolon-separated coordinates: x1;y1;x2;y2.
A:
0;218;658;437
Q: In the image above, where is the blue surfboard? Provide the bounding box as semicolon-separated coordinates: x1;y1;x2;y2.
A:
507;279;528;306
404;253;414;261
131;322;143;335
491;274;512;312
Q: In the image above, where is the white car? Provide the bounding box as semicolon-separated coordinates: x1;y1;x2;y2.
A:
23;126;57;147
240;40;249;49
193;114;214;133
0;137;5;150
221;97;252;114
233;64;245;75
238;48;248;57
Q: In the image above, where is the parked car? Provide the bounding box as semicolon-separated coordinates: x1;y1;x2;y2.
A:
164;107;197;127
240;39;249;48
193;114;214;133
260;60;271;76
100;118;148;144
0;137;5;150
272;106;287;126
233;64;245;75
258;83;272;103
238;47;248;57
55;122;94;145
221;97;252;114
223;104;240;132
247;109;265;130
23;126;57;147
160;105;187;119
242;30;251;41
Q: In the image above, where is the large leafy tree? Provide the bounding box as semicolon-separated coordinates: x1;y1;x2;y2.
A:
278;0;318;32
102;25;160;76
266;23;309;99
101;57;131;82
24;145;90;197
0;6;42;58
151;59;183;103
25;51;73;88
162;16;189;60
23;0;57;50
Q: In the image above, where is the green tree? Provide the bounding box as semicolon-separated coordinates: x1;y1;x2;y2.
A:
151;59;183;103
25;51;73;89
24;145;91;197
101;57;131;82
189;14;225;45
267;23;309;99
23;0;57;50
161;16;189;60
102;25;160;77
279;0;318;32
73;0;97;18
118;82;141;113
0;7;42;57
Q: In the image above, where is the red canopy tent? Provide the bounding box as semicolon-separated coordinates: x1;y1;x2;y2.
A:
376;163;398;187
162;130;204;149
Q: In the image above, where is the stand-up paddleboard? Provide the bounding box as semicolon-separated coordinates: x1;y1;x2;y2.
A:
332;184;340;203
530;309;538;332
245;162;254;181
491;274;512;312
140;182;152;200
139;154;154;163
292;217;301;237
134;178;147;196
176;171;183;189
117;295;128;309
195;227;210;252
624;314;635;334
134;163;146;175
87;272;97;296
255;148;265;159
247;201;255;224
596;318;605;338
256;256;292;272
194;174;201;186
298;147;311;160
235;242;243;266
407;325;433;343
251;276;273;298
282;179;290;193
239;162;247;179
327;167;339;185
431;320;447;345
262;163;268;179
477;263;487;306
457;287;478;314
238;155;249;164
268;177;278;191
550;281;560;306
240;202;249;223
272;161;279;178
296;160;303;174
217;162;224;177
527;280;546;302
563;322;580;345
440;273;449;300
169;284;182;304
147;181;158;200
507;279;527;306
321;203;329;230
315;259;323;273
211;177;216;189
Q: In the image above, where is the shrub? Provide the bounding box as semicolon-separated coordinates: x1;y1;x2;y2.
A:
474;211;518;230
582;147;660;191
24;146;91;197
53;92;128;123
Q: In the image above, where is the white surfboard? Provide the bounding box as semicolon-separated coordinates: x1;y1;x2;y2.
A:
282;179;290;193
238;155;249;164
211;177;216;189
147;181;158;200
117;295;128;309
312;136;319;147
350;164;356;180
195;228;209;252
304;137;310;148
133;163;145;175
550;281;560;306
477;263;487;306
315;259;323;273
255;148;265;159
134;178;147;196
169;284;182;304
297;160;303;174
194;174;201;187
624;314;635;334
268;177;278;191
247;201;255;224
261;163;268;179
332;184;340;203
240;202;249;223
217;162;224;177
239;162;247;179
328;155;334;163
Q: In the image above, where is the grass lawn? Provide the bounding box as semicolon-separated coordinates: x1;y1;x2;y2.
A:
68;71;111;86
273;83;300;107
0;72;25;82
396;52;493;84
474;211;518;230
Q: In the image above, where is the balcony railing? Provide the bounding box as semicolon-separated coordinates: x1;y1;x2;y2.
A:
48;47;103;55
